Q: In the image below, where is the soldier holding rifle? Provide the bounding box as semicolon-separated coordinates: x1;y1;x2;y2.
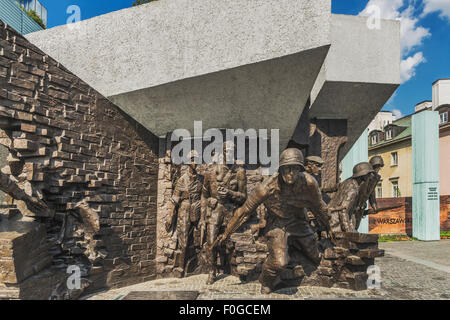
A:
199;141;247;285
214;148;332;294
165;150;203;274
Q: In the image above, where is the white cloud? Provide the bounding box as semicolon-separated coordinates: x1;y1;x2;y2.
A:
422;0;450;20
399;6;431;54
400;51;426;83
392;109;403;120
359;0;404;20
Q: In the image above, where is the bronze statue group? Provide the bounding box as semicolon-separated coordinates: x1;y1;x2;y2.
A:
166;142;386;294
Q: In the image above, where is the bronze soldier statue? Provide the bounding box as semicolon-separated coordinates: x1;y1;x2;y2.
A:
352;156;385;230
305;156;324;177
165;151;203;274
304;156;326;238
200;141;247;285
215;148;332;294
328;162;374;233
367;156;384;212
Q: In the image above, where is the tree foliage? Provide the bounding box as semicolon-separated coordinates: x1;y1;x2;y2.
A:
25;9;46;29
17;4;46;29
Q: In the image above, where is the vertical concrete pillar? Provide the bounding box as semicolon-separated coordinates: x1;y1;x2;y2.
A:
412;111;440;241
341;130;369;233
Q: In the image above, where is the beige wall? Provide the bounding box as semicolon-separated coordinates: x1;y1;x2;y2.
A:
369;139;413;198
440;127;450;195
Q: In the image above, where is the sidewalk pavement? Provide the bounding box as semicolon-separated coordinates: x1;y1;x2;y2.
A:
85;240;450;300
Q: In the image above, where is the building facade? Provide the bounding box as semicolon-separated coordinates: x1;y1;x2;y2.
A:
438;104;450;195
369;114;413;198
369;79;450;198
367;110;395;133
0;0;44;35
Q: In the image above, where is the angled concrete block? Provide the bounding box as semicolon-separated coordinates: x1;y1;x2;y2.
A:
310;14;400;158
26;0;331;148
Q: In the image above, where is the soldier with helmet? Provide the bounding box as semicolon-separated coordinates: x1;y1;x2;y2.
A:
328;162;374;232
304;155;326;238
367;156;385;212
351;156;385;230
215;148;332;294
305;156;324;178
200;141;247;285
165;150;203;275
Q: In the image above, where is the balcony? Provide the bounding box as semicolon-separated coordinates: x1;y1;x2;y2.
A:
0;0;45;35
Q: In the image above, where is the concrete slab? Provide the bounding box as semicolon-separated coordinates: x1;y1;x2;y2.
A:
108;47;329;149
25;0;331;97
310;15;400;158
25;3;400;155
25;0;332;148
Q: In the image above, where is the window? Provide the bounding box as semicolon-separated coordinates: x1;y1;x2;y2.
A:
391;152;398;166
440;112;448;124
391;181;400;198
386;128;393;140
371;135;378;145
376;183;382;198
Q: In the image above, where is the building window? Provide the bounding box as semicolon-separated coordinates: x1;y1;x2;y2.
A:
391;180;400;198
440;112;448;124
386;128;393;140
391;152;398;166
376;183;382;198
371;135;378;145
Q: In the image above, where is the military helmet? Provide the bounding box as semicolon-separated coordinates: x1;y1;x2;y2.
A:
369;155;384;168
352;162;374;178
306;155;324;165
279;148;305;170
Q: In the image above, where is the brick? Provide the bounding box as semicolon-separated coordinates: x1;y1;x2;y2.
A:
20;123;36;133
357;249;385;259
345;255;366;266
8;77;35;91
13;139;38;150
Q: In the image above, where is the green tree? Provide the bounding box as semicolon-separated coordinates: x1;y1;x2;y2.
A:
25;9;46;29
17;4;46;29
132;0;157;6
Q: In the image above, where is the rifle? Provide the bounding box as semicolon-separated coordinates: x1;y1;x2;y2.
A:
363;204;403;216
200;222;206;246
208;207;248;251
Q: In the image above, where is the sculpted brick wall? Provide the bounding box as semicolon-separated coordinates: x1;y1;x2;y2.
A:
156;138;269;279
0;20;159;298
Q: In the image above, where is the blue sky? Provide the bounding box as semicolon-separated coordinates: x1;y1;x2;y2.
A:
38;0;450;119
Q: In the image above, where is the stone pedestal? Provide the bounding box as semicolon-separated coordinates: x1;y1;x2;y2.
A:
300;232;384;290
228;230;384;291
341;130;369;233
0;212;54;299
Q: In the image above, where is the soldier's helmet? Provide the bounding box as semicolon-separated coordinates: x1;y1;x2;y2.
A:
306;155;324;165
369;155;384;168
279;148;305;170
352;162;374;178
